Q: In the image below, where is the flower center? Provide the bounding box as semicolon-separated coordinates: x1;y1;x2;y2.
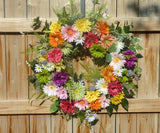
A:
74;89;79;94
80;101;84;104
68;30;73;35
89;115;93;117
102;84;107;88
104;40;110;44
114;58;119;63
55;37;59;41
37;66;41;70
117;70;120;73
116;41;119;45
50;85;54;90
108;72;112;76
78;37;81;40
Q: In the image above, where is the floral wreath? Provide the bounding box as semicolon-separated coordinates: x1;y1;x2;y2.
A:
27;0;143;126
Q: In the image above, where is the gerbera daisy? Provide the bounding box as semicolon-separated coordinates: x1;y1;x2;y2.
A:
99;34;114;50
89;99;101;111
74;18;91;33
35;64;42;72
75;34;85;45
97;21;109;36
49;32;64;47
43;83;58;97
101;66;117;83
109;52;126;70
95;78;108;94
84;32;99;48
61;25;78;42
49;22;61;33
113;68;124;77
74;98;88;110
85;112;97;123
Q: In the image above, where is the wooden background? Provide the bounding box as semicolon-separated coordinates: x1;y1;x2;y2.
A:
0;0;160;133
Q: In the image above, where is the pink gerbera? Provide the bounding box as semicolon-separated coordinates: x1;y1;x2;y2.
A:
84;32;99;48
61;25;78;42
47;48;63;63
99;95;110;108
74;98;89;110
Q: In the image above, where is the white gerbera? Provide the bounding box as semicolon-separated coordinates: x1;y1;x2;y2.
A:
42;62;55;72
86;113;97;123
95;78;108;94
35;64;42;72
115;41;124;53
75;34;85;45
113;68;124;77
43;84;57;97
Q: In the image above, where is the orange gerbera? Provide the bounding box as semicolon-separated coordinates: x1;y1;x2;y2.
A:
89;99;101;111
97;21;109;36
49;32;64;47
101;66;117;83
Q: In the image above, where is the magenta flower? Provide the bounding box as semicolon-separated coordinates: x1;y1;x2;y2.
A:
56;87;68;99
48;48;63;63
53;72;69;86
60;100;76;114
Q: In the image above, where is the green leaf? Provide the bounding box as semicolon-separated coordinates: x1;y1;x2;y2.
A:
129;82;138;90
73;72;78;82
130;37;141;44
50;100;59;113
108;44;116;53
106;54;112;63
121;98;129;111
135;44;143;50
112;104;118;112
129;45;137;53
107;105;113;117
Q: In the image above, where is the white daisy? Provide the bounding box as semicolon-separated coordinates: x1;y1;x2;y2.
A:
86;113;97;123
35;64;42;72
95;78;108;94
42;62;55;72
115;41;124;53
113;68;124;77
109;52;126;70
43;84;58;97
75;34;85;45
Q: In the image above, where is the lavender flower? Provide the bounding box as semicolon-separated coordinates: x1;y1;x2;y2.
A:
128;70;134;76
40;50;46;55
53;72;69;86
89;86;96;91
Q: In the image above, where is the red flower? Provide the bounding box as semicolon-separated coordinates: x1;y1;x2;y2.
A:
84;32;99;48
108;80;123;96
60;100;76;114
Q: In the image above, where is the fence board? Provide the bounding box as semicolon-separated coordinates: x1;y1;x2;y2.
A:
30;115;51;133
0;116;8;133
0;35;7;100
5;0;26;18
138;34;159;98
6;35;28;100
52;115;72;133
27;0;49;18
0;0;4;18
116;114;137;133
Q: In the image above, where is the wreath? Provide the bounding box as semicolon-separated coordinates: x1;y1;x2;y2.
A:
26;0;143;126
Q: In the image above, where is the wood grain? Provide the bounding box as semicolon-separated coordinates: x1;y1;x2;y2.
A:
0;116;8;133
0;0;4;18
6;35;28;100
0;35;7;100
5;0;26;18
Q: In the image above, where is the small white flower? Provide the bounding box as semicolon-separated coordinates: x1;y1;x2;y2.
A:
26;60;30;66
79;80;85;87
86;113;97;123
35;64;42;72
102;13;109;19
42;62;54;72
43;84;57;97
113;68;124;77
115;41;124;53
95;78;108;94
75;34;85;45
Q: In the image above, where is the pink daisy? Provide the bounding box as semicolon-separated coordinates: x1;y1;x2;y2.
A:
74;98;89;110
47;48;63;63
61;25;78;42
99;95;110;108
56;87;68;100
109;52;126;70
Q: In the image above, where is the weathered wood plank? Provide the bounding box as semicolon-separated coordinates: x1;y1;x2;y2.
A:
51;115;72;133
5;0;26;18
0;116;8;133
116;114;137;133
0;35;7;100
0;0;4;18
6;35;28;100
0;99;160;114
137;113;158;133
28;0;49;18
138;34;159;98
30;115;51;133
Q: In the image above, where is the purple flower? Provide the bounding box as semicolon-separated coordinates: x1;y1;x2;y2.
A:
53;72;69;86
123;50;137;68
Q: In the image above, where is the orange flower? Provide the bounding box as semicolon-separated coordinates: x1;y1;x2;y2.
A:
100;35;114;50
101;66;117;83
97;21;109;36
49;32;64;47
89;99;101;111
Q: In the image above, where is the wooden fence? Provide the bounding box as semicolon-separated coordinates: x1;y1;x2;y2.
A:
0;0;160;133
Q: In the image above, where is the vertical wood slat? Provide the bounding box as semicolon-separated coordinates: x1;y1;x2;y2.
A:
5;0;26;18
0;116;8;133
0;35;7;100
0;0;4;18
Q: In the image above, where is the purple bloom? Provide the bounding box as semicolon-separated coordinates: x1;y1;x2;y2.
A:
40;50;46;55
89;86;96;91
53;72;69;86
123;50;137;68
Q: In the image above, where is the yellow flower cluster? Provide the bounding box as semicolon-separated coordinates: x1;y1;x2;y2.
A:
110;94;125;105
74;18;91;33
49;22;61;33
85;91;100;102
